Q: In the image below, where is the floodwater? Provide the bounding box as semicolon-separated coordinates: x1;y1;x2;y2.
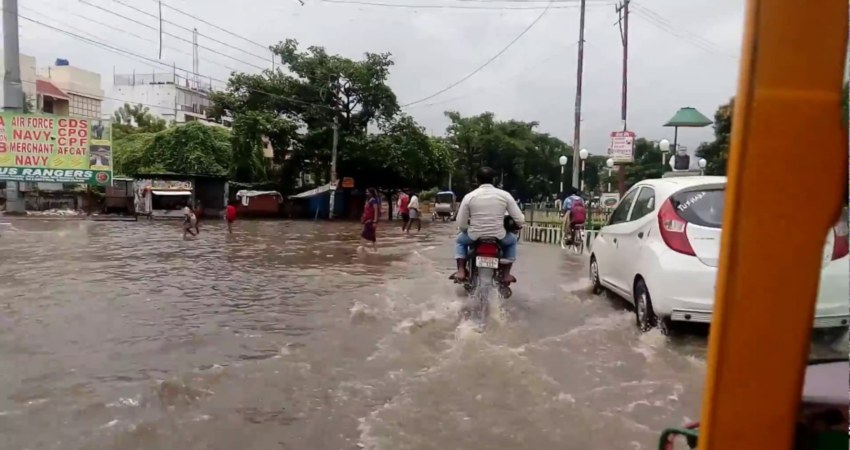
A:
0;219;842;450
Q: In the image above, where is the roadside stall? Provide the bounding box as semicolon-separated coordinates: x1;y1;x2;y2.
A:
133;179;193;219
235;190;284;218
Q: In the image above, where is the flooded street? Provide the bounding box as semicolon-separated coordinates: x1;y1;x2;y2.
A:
0;219;831;449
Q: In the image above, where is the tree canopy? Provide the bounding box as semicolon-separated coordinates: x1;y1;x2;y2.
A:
114;122;231;177
696;99;733;175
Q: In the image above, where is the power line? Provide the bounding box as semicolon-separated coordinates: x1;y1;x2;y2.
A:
400;0;557;107
110;0;271;63
76;0;268;71
629;2;735;59
406;16;609;110
18;13;333;111
320;0;601;10
154;0;270;52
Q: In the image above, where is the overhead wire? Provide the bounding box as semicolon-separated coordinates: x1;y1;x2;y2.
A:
405;15;609;110
152;0;271;52
109;0;272;62
319;0;599;10
399;0;557;107
18;14;334;111
630;2;736;59
76;0;269;71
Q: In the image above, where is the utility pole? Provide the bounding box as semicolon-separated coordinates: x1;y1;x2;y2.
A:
158;0;163;59
329;109;339;220
3;0;24;214
615;0;630;196
571;0;586;190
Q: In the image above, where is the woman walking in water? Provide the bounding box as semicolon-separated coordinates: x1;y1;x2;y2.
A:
359;188;380;252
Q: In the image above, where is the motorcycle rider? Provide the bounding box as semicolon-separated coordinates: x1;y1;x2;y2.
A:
454;167;525;284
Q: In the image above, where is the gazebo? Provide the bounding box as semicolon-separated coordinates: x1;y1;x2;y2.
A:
663;106;713;153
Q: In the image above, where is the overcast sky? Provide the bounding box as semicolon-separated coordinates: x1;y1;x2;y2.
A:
18;0;744;155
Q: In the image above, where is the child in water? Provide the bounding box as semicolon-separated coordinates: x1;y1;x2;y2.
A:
182;203;197;238
224;201;237;234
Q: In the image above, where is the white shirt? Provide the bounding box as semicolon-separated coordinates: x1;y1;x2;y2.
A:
456;184;525;240
408;195;420;210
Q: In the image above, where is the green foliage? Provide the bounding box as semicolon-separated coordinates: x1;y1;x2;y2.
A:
696;99;733;176
443;111;571;199
113;122;231;176
112;103;168;140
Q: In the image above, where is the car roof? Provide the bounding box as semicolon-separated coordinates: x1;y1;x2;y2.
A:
633;176;727;197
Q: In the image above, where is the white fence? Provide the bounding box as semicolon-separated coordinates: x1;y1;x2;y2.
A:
520;225;600;252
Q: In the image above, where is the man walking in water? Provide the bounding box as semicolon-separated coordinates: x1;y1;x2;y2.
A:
454;167;525;284
359;188;381;252
182;203;197;238
406;190;421;234
397;189;410;231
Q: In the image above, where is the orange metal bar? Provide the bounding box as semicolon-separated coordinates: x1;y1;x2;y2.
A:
697;0;848;449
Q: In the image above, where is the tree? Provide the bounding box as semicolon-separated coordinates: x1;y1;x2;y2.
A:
696;99;733;175
209;39;400;191
113;122;231;176
443;111;571;199
112;103;168;139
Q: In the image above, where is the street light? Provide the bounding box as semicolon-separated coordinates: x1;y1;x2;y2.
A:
698;158;707;175
606;158;614;193
578;148;589;193
659;139;671;171
558;155;568;194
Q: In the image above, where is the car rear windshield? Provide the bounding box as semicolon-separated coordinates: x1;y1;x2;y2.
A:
670;188;725;228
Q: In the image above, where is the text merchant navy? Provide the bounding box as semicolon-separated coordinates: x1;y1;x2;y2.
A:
0;117;90;167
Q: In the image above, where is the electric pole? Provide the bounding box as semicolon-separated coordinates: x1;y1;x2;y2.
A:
615;0;630;196
328;82;340;220
3;0;24;213
571;0;586;190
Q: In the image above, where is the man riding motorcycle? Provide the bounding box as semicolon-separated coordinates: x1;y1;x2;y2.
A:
454;167;525;284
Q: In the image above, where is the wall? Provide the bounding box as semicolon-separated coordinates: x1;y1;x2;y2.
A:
44;65;103;99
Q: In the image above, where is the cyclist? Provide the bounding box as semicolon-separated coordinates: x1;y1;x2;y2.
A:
560;188;586;244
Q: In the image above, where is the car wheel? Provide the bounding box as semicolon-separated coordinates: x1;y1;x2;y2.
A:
589;256;604;295
633;278;659;333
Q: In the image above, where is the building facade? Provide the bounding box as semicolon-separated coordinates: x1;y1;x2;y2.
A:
108;72;213;124
39;61;104;119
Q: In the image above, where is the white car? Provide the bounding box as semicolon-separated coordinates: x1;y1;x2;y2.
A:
589;176;849;333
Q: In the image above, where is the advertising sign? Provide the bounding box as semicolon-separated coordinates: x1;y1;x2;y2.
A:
599;192;620;210
0;113;112;185
608;130;636;164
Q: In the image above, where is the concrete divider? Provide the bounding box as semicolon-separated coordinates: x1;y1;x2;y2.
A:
520;225;599;252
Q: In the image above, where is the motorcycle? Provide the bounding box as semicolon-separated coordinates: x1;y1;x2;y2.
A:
450;216;522;324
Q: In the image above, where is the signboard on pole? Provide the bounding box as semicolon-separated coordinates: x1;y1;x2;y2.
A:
608;130;636;164
0;114;112;185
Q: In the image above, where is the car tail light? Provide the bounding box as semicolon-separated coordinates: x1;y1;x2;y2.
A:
476;242;500;258
831;208;848;260
657;199;696;256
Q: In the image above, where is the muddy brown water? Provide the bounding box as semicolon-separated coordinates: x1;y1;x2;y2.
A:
0;219;842;449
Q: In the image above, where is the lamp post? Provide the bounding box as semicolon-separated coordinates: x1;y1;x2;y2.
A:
578;148;589;194
698;158;707;176
659;138;670;173
558;155;568;194
606;158;614;193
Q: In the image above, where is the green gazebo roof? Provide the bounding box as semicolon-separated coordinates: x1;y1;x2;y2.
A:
663;107;713;127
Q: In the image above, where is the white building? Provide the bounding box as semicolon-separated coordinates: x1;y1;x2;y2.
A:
107;72;213;124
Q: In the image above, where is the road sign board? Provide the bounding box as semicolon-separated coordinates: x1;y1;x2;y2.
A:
608;130;636;164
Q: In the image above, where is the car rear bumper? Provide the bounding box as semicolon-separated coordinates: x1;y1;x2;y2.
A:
670;308;848;328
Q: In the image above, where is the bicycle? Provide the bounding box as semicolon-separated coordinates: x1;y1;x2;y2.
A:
559;216;585;254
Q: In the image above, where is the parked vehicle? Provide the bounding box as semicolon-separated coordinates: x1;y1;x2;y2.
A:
588;176;849;333
432;191;456;221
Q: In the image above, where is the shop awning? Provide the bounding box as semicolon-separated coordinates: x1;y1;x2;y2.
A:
151;190;192;196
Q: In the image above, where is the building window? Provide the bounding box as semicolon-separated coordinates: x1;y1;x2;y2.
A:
69;95;101;118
